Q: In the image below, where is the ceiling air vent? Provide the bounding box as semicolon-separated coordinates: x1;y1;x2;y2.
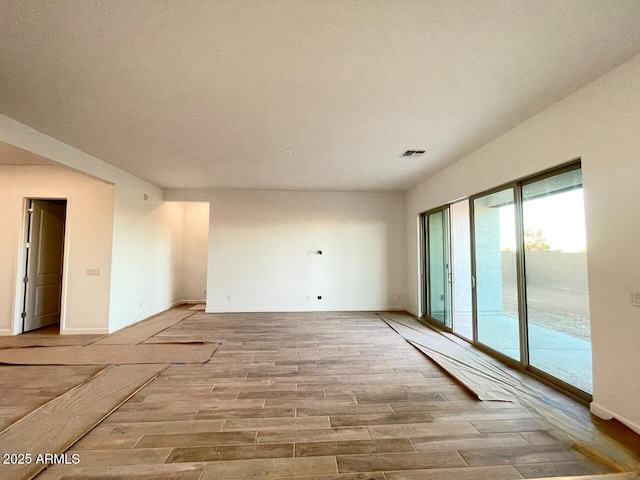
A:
400;150;426;158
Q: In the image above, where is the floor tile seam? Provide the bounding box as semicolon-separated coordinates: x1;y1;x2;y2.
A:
195;462;207;480
70;435;143;450
511;460;611;476
295;443;432;459
379;466;523;478
163;446;177;464
161;440;300;451
457;450;589;467
219;419;229;432
133;430;260;443
196;454;342;473
453;447;472;467
517;432;540;447
220;418;331;430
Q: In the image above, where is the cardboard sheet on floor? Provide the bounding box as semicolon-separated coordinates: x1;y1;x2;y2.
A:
378;313;640;472
0;335;103;349
142;337;211;344
0;364;165;480
92;309;196;345
379;314;520;402
0;344;217;365
0;366;104;433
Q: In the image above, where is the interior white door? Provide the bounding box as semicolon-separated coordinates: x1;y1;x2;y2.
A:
23;200;66;332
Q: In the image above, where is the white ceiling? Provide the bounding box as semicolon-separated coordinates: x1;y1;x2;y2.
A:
1;1;639;192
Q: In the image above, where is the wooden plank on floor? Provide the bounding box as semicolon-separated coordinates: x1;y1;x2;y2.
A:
92;309;195;345
0;364;166;480
0;344;217;365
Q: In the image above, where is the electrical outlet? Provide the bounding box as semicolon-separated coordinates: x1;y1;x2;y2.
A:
86;268;101;276
226;295;231;301
632;291;640;307
306;295;310;301
317;295;322;300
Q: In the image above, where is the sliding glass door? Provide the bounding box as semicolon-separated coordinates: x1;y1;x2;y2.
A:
462;162;591;397
425;208;452;327
421;163;591;397
422;203;473;336
451;201;473;340
521;168;592;393
472;188;521;361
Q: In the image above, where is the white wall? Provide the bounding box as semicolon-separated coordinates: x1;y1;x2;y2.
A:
165;189;405;313
180;202;209;302
405;54;640;433
0;165;115;334
108;192;185;333
0;116;185;333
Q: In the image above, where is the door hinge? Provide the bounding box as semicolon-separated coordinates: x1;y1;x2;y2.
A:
23;276;28;283
27;208;34;214
21;312;26;319
25;242;30;249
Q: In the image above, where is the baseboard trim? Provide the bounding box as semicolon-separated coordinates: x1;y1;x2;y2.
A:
181;300;206;305
61;327;110;335
405;308;419;317
144;299;187;317
204;306;407;314
590;402;640;435
0;328;14;336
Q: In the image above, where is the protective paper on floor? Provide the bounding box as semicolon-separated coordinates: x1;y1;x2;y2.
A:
378;313;640;472
92;309;197;345
0;343;217;365
0;364;165;480
0;335;102;349
379;314;520;401
0;366;104;433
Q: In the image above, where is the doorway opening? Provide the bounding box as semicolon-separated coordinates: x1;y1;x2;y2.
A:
21;199;67;334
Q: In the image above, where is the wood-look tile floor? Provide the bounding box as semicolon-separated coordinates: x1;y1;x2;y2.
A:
35;311;630;479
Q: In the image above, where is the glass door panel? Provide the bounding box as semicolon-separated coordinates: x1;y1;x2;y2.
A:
522;168;592;393
426;209;451;327
451;201;473;340
473;188;520;360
